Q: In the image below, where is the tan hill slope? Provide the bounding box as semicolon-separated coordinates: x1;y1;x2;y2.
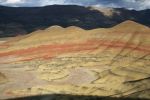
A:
112;20;150;32
0;20;149;99
0;72;7;84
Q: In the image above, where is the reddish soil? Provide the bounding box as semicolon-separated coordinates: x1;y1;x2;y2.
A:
0;39;149;63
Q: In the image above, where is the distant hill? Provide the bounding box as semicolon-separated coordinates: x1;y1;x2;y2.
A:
0;5;150;37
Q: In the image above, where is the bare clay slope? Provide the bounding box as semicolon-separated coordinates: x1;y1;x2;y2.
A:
0;72;7;84
0;20;150;99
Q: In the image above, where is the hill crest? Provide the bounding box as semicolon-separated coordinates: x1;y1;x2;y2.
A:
112;20;150;31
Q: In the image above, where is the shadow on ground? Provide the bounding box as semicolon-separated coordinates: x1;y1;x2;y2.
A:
7;94;150;100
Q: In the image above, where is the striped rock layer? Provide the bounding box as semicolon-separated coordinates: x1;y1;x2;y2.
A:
0;20;150;99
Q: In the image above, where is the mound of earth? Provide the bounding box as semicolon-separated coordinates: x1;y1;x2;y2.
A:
0;20;149;99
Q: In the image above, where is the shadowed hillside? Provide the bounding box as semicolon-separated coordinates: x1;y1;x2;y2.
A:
0;5;150;37
7;94;150;100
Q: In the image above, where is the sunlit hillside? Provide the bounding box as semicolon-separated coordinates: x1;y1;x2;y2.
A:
0;20;149;99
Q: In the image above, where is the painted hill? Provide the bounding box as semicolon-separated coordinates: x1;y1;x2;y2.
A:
112;20;150;31
0;5;150;37
0;20;149;99
0;72;7;84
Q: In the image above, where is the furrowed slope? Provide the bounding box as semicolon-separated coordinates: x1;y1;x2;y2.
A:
0;20;150;99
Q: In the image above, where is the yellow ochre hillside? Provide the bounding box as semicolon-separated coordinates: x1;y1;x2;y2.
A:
0;20;150;99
